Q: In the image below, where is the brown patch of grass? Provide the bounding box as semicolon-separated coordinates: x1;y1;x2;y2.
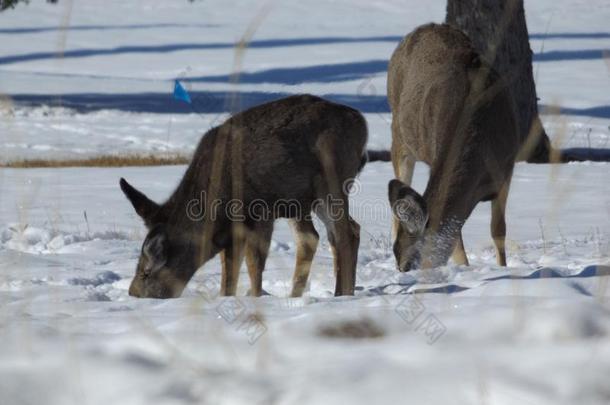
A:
318;317;385;339
0;154;190;168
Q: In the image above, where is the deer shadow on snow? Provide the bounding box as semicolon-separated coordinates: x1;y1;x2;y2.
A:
361;265;610;297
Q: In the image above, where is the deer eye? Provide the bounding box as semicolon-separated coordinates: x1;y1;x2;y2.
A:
140;264;153;279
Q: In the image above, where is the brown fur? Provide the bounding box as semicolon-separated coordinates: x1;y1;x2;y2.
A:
387;23;519;271
121;94;367;298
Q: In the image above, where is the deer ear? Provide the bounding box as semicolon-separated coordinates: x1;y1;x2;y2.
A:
142;226;168;271
388;179;407;206
388;179;428;234
120;178;160;224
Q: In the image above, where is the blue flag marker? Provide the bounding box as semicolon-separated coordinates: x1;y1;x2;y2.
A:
173;80;192;104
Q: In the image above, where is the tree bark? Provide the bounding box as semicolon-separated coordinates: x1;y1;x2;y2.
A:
446;0;552;163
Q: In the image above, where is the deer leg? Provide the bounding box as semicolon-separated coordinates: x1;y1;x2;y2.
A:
244;222;273;297
334;215;360;296
316;199;359;296
312;134;359;296
491;178;511;266
288;218;319;297
220;226;246;296
315;204;340;293
346;216;361;293
451;232;469;265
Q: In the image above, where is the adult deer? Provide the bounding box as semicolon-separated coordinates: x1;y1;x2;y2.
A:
387;23;520;271
121;95;366;298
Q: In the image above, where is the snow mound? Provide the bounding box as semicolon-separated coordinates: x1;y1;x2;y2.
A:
0;224;133;254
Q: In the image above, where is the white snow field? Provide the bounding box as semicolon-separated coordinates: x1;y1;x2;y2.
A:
1;1;609;404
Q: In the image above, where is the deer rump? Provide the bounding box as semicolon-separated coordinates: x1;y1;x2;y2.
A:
121;94;367;299
388;23;520;271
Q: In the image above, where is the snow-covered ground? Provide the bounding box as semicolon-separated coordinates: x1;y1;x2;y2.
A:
1;1;609;404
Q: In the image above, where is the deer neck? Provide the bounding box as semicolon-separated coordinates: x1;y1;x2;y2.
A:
421;169;477;266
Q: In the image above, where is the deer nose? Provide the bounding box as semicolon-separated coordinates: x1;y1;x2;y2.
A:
128;282;141;297
398;262;412;272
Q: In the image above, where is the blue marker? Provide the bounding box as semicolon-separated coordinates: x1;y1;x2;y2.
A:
173;80;192;104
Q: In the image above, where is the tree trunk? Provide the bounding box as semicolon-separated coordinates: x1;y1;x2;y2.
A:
446;0;552;163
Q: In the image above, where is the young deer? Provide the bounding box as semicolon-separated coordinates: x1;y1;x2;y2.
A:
121;95;366;298
387;23;520;271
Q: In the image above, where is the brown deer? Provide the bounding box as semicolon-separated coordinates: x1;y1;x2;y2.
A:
387;23;520;271
121;95;366;298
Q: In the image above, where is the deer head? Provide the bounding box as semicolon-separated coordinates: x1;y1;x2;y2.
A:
120;178;216;298
388;179;429;271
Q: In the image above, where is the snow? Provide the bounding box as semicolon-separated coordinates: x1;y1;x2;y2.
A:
1;0;609;404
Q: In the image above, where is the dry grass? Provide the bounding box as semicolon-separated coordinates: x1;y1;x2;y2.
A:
0;154;190;168
318;317;386;339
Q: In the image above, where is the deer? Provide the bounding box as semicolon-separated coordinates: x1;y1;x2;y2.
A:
387;23;520;271
120;94;366;298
